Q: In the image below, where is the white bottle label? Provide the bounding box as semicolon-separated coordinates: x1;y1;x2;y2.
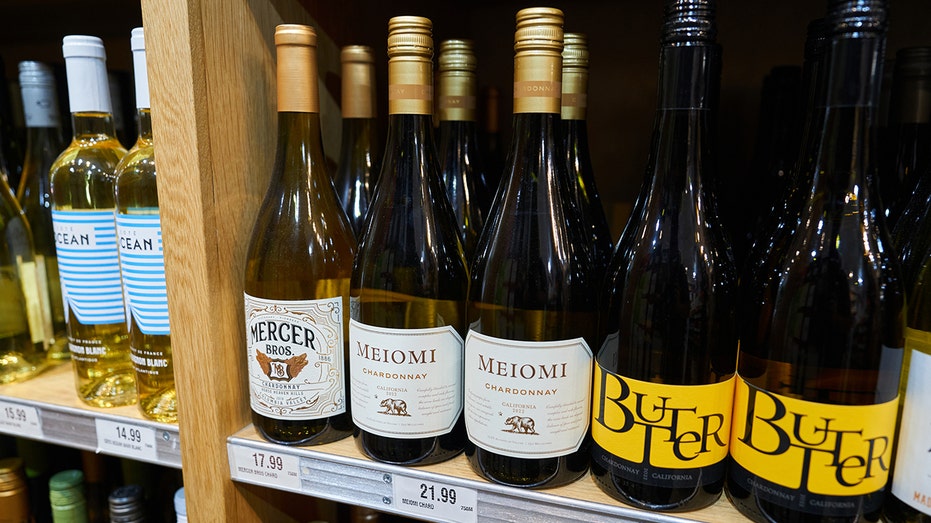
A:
116;212;169;336
51;210;126;325
464;330;593;459
245;294;346;420
349;320;463;438
892;335;931;515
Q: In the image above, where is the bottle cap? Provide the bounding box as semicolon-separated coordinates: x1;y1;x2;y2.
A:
387;16;433;59
437;39;477;121
18;61;61;128
514;7;563;53
438;39;476;73
109;484;145;522
341;45;376;118
274;23;319;113
174;487;186;517
0;458;25;491
561;33;589;119
49;469;86;507
62;34;112;114
826;0;886;36
131;27;150;110
387;16;434;115
662;0;716;44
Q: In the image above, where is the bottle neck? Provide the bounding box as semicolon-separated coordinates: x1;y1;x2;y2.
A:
438;71;476;122
275;111;329;187
388;59;433;116
342;63;376;119
561;67;587;120
136;108;153;144
70;111;119;140
656;44;720;111
338;117;377;167
513;52;562;115
24;125;64;155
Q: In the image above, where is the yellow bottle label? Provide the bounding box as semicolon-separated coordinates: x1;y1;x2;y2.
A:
16;258;45;346
592;364;734;470
730;375;897;497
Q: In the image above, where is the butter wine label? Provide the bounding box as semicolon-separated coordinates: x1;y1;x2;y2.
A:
591;364;734;487
729;376;898;516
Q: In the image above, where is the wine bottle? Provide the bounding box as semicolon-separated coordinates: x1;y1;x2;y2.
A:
49;35;134;408
464;7;595;489
0;55;25;193
743;17;830;277
0;457;32;523
107;485;144;523
349;16;469;466
113;28;175;423
334;45;380;237
49;470;88;523
889;48;931;289
590;0;737;511
0;166;47;385
243;24;355;445
16;61;68;364
726;2;904;521
882;47;931;228
885;244;931;518
561;32;613;277
477;86;504;215
436;39;486;260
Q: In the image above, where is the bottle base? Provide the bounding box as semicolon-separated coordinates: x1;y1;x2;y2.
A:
354;429;464;466
76;368;137;408
139;387;178;424
465;444;588;489
254;411;353;446
590;465;721;512
0;351;48;385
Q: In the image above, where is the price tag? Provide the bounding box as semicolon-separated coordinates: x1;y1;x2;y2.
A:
229;445;301;491
392;474;477;523
0;401;42;438
95;418;157;461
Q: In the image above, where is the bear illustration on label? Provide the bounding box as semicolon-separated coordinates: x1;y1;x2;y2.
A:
504;415;537;434
379;398;410;416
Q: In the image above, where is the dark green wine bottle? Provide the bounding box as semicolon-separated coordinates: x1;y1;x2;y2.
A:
464;7;595;489
590;0;737;512
726;2;904;522
349;16;469;466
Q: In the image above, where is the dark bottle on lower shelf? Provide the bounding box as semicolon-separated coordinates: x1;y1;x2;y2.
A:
725;2;904;522
590;0;737;512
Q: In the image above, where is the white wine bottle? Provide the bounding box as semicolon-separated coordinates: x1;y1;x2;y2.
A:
436;39;486;260
349;16;469;466
560;33;612;278
0;173;47;385
464;7;595;489
334;45;380;238
243;24;355;445
49;35;134;407
16;60;68;363
726;2;904;521
114;28;175;423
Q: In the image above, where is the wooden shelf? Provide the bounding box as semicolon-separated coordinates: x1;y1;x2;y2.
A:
228;425;748;523
0;363;181;468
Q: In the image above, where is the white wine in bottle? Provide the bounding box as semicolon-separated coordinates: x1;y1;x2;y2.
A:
244;24;356;445
114;28;175;423
349;16;469;466
0;173;47;385
50;35;133;407
464;8;595;489
16;60;68;362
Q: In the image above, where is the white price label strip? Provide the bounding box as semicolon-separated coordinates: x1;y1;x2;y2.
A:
95;418;158;462
230;445;302;491
0;401;42;438
393;474;478;523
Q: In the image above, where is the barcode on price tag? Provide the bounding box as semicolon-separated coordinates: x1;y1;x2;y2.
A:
0;401;42;438
392;474;477;523
229;445;302;491
95;418;157;461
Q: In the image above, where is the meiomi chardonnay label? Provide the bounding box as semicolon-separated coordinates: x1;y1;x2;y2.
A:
464;330;593;459
115;212;169;336
245;294;346;420
591;365;733;487
729;376;898;515
51;209;125;325
891;328;931;515
348;320;463;438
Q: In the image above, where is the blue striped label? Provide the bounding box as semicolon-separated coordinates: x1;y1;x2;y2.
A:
116;212;170;336
52;210;126;325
